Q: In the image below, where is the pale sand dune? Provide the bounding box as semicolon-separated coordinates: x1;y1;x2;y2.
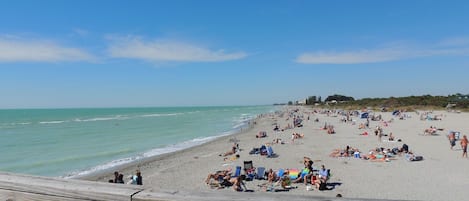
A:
81;106;469;201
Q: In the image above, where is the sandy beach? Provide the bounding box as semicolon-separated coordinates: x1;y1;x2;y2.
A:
80;106;469;201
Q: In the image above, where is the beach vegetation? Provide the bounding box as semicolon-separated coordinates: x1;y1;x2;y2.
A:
309;93;469;111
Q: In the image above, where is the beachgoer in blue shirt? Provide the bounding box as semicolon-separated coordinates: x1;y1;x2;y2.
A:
318;165;328;180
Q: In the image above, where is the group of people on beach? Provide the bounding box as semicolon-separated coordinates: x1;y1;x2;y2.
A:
448;131;469;158
205;158;332;192
205;168;247;191
109;170;142;185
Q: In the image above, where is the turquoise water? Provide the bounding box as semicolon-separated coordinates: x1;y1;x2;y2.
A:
0;106;277;177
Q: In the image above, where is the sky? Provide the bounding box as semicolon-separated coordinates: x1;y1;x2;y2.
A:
1;1;469;108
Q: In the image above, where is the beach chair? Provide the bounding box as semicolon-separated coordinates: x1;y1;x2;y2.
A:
232;166;242;177
255;167;266;180
243;161;253;171
266;146;276;158
243;161;255;180
276;168;285;178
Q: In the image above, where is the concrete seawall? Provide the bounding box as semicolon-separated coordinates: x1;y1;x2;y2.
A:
0;171;403;201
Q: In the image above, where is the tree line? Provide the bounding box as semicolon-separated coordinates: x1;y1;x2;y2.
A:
289;93;469;109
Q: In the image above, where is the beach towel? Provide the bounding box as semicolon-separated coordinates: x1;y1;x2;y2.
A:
289;169;299;179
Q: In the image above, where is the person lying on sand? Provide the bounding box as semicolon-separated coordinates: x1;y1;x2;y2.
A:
205;168;232;184
220;143;238;157
223;154;240;161
218;175;247;191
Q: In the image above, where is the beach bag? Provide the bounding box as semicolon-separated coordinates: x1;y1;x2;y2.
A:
413;156;423;161
319;182;327;191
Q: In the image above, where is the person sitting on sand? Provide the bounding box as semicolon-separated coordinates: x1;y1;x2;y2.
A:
273;125;279;131
374;126;381;136
232;175;247;191
292;133;304;139
128;170;143;185
218;175;247;191
295;159;314;185
220;143;238;157
400;144;409;153
113;171;119;183
388;132;395;141
116;174;124;184
256;131;267;138
135;171;142;185
358;123;365;129
279;175;292;189
310;174;321;189
424;126;437;135
272;138;284;144
318;165;329;181
267;169;277;183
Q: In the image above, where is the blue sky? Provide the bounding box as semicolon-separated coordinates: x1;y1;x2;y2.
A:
1;1;469;108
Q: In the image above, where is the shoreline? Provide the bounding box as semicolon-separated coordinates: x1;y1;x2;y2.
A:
76;115;263;181
79;106;469;200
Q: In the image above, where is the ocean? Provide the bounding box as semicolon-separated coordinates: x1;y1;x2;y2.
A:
0;105;278;178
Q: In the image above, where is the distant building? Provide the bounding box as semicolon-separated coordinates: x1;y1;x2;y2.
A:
296;99;307;105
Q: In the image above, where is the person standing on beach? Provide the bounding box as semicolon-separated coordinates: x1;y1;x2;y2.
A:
449;132;456;150
378;129;382;142
460;135;468;158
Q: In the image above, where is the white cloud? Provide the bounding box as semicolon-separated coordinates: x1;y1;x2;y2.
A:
296;47;408;64
296;40;469;64
0;37;95;62
438;37;469;47
72;28;89;37
107;37;247;62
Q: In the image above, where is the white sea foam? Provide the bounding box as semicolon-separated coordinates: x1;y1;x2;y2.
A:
39;120;66;124
139;113;182;118
64;157;137;179
74;116;128;122
1;122;32;127
65;135;224;179
15;122;32;125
